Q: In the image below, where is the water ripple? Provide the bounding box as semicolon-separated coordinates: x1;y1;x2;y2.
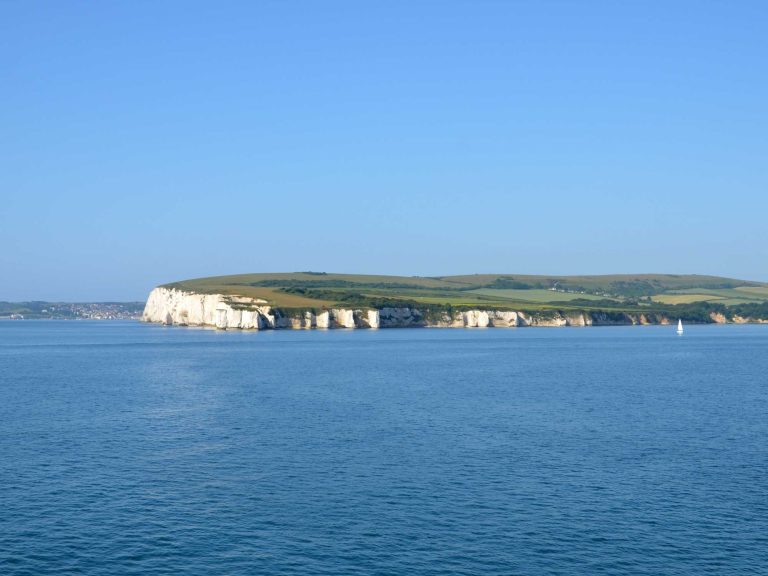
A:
1;322;767;574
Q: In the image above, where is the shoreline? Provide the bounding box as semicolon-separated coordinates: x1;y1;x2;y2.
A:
141;287;768;331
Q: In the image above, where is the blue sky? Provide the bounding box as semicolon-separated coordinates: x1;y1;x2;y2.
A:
2;1;767;300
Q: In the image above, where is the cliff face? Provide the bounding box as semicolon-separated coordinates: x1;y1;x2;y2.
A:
142;287;379;330
142;287;672;330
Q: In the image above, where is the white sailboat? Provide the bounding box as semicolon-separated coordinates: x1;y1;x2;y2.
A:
677;319;684;335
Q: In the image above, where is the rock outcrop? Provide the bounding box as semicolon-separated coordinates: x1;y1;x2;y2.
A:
709;312;728;324
142;287;383;330
141;287;684;330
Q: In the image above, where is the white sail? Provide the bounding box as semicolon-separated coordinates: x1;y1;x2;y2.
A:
677;319;684;334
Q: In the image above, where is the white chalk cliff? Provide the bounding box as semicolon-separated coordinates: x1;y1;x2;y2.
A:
142;286;666;330
142;287;381;330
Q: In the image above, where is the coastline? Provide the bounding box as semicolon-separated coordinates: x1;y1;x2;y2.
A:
142;286;768;331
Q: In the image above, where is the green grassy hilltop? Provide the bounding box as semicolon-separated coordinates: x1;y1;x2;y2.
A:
162;272;768;321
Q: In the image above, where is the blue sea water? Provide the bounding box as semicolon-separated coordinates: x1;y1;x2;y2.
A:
1;321;767;575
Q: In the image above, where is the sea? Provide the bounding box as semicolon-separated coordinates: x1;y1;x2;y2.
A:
1;321;767;575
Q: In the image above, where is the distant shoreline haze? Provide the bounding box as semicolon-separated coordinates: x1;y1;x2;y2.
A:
0;302;143;320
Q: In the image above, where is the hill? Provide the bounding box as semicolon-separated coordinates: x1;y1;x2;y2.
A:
162;272;768;315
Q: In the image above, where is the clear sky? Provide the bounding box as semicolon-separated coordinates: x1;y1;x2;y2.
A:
2;1;767;301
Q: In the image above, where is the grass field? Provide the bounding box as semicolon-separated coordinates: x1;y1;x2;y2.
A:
655;286;768;305
162;272;768;311
471;288;616;303
166;280;337;308
651;294;725;304
734;286;768;298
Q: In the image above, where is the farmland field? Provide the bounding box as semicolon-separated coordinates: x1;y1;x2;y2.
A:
660;287;768;305
470;288;615;303
652;294;725;304
161;272;768;312
734;286;768;298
